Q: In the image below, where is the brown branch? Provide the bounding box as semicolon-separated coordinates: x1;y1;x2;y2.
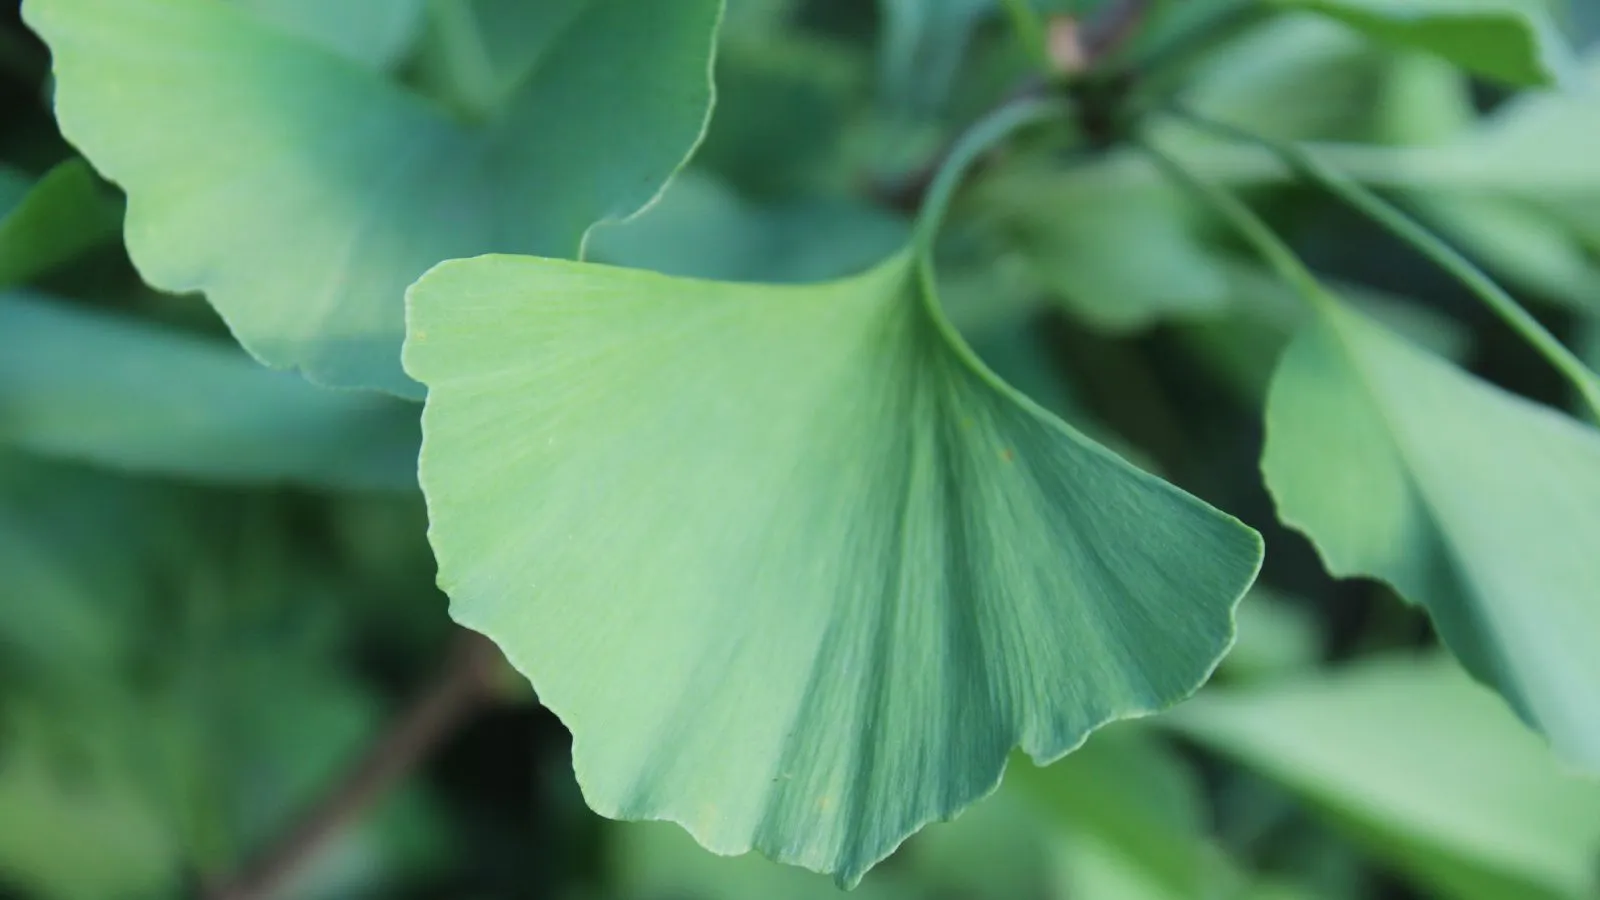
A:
203;630;508;900
873;0;1156;211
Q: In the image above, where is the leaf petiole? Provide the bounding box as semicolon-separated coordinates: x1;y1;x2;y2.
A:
913;95;1070;253
1168;107;1600;419
1136;134;1333;316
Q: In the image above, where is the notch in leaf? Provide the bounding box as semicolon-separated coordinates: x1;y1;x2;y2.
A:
404;247;1263;884
1264;300;1600;772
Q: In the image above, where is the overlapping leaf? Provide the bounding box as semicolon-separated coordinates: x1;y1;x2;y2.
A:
24;0;722;396
1169;657;1600;900
0;292;419;489
405;250;1263;884
972;163;1230;332
0;159;121;289
1393;52;1600;309
1263;299;1600;771
1272;0;1573;86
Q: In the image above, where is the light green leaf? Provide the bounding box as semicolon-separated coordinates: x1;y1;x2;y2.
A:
24;0;722;396
1013;726;1230;899
1262;298;1600;771
1219;588;1321;683
0;292;420;489
1395;52;1600;309
1169;657;1600;900
1271;0;1573;85
232;0;425;69
1183;14;1397;143
0;159;122;289
972;163;1230;332
404;250;1263;885
1177;261;1471;405
0;722;180;900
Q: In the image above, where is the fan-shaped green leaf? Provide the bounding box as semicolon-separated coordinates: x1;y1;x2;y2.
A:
23;0;722;396
0;292;419;489
1272;0;1573;86
404;251;1263;885
1263;299;1600;771
1168;657;1600;900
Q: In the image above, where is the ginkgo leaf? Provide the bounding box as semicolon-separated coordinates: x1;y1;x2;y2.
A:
1271;0;1573;86
405;251;1263;885
24;0;722;396
1263;299;1600;771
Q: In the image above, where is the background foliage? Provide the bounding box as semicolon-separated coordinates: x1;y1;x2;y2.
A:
1;0;1598;898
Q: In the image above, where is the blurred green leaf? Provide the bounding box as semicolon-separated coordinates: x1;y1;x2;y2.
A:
24;0;722;395
0;717;180;900
405;251;1261;885
195;651;446;899
0;292;421;489
879;0;990;117
0;453;172;691
1374;52;1476;146
973;161;1231;332
1272;0;1573;86
1398;53;1600;309
896;782;1055;900
0;167;29;213
614;820;914;900
1221;588;1322;682
1262;298;1600;773
0;159;122;290
694;31;862;198
1170;656;1600;900
232;0;425;69
589;172;908;283
1183;14;1396;143
1013;726;1233;899
1177;261;1471;405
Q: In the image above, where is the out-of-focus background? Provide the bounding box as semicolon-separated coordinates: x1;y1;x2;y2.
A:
2;1;1599;898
